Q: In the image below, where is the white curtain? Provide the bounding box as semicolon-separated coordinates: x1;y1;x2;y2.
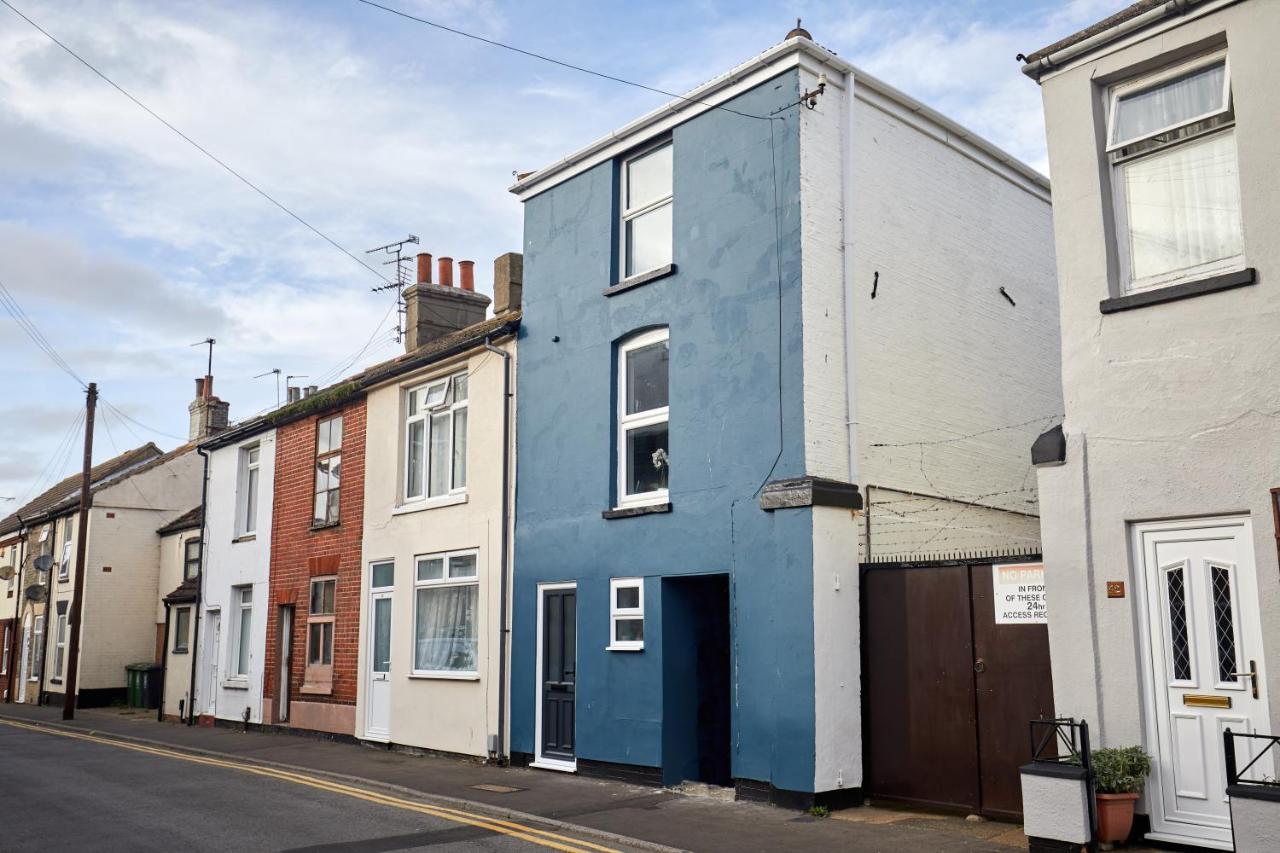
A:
415;584;477;671
1113;62;1225;144
1124;130;1242;283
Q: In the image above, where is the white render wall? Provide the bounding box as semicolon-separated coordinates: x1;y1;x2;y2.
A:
158;527;199;715
198;430;275;724
797;57;1060;564
357;339;514;757
1034;0;1280;745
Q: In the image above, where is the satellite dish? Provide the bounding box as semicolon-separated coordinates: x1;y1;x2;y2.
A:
32;554;53;572
0;565;13;580
25;584;46;602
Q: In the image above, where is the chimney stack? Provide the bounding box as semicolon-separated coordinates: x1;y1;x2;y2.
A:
493;252;523;315
401;248;491;352
188;374;230;441
287;386;301;404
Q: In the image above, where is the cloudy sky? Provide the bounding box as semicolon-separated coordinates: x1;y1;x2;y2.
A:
0;0;1127;506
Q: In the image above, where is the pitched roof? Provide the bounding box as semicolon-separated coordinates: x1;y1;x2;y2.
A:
163;576;199;604
157;506;203;536
204;311;521;450
0;442;164;536
1020;0;1200;70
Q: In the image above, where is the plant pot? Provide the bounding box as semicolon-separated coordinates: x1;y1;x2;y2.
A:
1095;792;1139;843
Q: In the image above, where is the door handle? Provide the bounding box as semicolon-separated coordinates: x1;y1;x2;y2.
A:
1231;660;1259;700
973;658;986;674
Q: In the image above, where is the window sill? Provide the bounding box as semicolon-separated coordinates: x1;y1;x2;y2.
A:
603;263;677;297
1100;267;1256;314
300;683;332;696
408;671;480;681
232;534;257;543
221;679;250;690
171;649;189;656
605;645;644;652
392;493;468;516
50;678;62;685
602;502;671;520
310;521;341;532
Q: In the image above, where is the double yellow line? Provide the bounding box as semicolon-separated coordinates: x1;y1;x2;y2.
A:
0;719;618;853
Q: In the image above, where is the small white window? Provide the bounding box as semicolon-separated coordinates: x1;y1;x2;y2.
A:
1106;52;1243;292
617;328;670;508
53;604;67;678
30;615;44;681
620;141;673;279
1;624;9;675
404;372;468;503
608;578;644;651
230;585;253;678
173;607;191;653
238;445;261;537
412;550;478;675
59;538;72;582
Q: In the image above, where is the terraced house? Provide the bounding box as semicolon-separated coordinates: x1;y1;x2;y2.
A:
508;27;1060;810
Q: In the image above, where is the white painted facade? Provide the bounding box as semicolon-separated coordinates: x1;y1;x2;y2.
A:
356;337;515;758
158;523;200;717
196;429;276;724
1030;1;1280;848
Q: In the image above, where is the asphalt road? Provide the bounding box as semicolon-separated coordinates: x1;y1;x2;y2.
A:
0;723;638;853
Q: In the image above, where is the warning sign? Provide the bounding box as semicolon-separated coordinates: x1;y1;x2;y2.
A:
993;563;1047;625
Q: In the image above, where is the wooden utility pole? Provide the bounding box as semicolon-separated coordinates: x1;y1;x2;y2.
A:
62;382;96;720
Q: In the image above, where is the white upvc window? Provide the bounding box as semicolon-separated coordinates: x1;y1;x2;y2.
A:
412;550;478;676
30;615;43;681
608;578;645;651
617;328;670;508
403;372;468;503
1106;51;1243;293
1;624;9;675
230;585;253;678
620;140;673;279
173;607;191;654
59;538;72;582
237;445;261;537
53;603;67;679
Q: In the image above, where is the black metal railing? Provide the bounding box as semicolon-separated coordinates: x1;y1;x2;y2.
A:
1224;728;1280;789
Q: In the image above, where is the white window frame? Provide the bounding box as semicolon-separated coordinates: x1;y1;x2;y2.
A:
30;615;43;682
183;537;201;581
228;585;253;679
173;606;191;654
1105;50;1244;293
411;548;479;678
619;139;673;280
237;444;261;537
59;538;72;582
313;416;343;527
402;371;468;505
616;328;670;509
53;605;67;679
1;623;9;675
607;577;645;651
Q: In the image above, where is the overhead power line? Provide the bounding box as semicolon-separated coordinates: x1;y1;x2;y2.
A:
0;0;390;285
354;0;774;122
0;277;88;389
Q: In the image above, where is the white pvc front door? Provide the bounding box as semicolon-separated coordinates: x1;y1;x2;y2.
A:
203;610;221;716
17;616;31;703
1137;516;1272;849
365;589;392;741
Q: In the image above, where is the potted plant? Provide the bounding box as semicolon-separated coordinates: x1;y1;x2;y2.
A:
1092;746;1152;843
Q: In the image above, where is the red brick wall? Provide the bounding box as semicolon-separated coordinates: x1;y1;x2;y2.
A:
262;398;366;724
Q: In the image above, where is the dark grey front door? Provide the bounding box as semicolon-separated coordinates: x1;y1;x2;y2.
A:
541;588;576;761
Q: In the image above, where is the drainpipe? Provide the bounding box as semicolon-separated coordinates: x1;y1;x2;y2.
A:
186;446;211;725
158;601;171;722
6;516;26;701
483;336;513;764
840;67;860;487
36;516;57;707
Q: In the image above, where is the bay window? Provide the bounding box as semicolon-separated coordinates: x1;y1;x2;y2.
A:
1107;52;1243;292
404;372;468;502
412;550;478;675
617;328;670;507
314;416;343;526
620;141;673;279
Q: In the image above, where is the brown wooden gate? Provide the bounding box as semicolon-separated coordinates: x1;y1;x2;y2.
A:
862;560;1053;819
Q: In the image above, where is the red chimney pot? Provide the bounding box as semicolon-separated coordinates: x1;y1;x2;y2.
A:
459;260;475;291
438;257;454;287
416;253;432;284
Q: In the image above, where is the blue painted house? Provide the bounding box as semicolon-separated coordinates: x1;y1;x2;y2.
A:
508;29;1059;807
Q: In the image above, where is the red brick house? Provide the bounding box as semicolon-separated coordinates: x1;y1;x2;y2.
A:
262;394;367;735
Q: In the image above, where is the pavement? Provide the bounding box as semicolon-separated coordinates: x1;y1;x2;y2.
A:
0;702;1048;852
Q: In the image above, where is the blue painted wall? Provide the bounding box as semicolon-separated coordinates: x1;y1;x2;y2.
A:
512;70;819;792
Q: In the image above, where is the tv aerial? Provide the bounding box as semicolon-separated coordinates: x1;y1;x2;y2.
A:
366;235;419;344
